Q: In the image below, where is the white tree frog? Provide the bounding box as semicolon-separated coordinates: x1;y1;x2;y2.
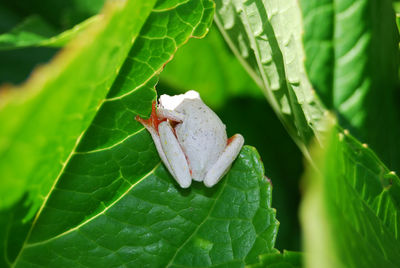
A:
136;90;244;188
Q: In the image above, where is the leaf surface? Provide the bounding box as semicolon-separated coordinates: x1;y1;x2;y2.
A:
301;125;400;268
0;0;156;211
0;0;281;267
1;0;285;266
214;0;327;155
12;146;278;267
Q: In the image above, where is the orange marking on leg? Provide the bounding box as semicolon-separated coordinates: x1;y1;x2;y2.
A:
135;101;166;133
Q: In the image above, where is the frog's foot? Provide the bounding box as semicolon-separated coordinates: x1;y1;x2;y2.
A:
203;134;244;187
135;101;164;132
136;101;184;130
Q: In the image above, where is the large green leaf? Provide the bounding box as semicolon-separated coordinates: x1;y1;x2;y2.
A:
0;0;156;211
301;125;400;267
301;0;400;173
8;146;279;267
214;0;327;156
0;1;280;267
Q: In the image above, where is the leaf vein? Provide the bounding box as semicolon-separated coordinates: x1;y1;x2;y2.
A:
24;163;160;249
165;177;229;267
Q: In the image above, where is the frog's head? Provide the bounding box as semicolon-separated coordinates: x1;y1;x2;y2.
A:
159;90;200;110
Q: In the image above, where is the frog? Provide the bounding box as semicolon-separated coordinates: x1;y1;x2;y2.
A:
136;90;244;188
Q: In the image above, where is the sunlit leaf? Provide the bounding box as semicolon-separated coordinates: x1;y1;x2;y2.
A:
214;0;327;155
0;1;281;267
0;0;156;211
7;146;278;267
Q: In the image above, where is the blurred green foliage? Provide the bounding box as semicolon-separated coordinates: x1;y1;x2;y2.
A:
0;0;104;31
0;47;58;84
0;0;104;85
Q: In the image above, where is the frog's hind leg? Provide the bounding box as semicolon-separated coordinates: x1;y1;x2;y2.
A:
203;134;244;187
158;121;192;188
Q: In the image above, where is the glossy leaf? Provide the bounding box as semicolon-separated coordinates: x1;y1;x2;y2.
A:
301;0;400;173
10;146;278;267
0;0;281;267
214;0;327;155
0;0;156;211
301;126;400;268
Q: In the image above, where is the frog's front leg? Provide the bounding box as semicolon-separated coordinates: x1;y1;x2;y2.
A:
158;121;192;188
156;107;184;122
203;134;244;187
136;102;191;188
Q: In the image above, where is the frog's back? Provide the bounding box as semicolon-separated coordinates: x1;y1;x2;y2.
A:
175;99;227;181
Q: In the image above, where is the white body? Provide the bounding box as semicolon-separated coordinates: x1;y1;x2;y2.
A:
137;91;244;188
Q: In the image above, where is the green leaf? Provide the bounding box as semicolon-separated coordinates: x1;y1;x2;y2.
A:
1;0;282;266
301;0;400;173
0;1;283;266
248;251;302;268
214;0;327;155
0;14;100;49
0;0;156;211
301;125;400;268
160;24;263;109
9;146;278;267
